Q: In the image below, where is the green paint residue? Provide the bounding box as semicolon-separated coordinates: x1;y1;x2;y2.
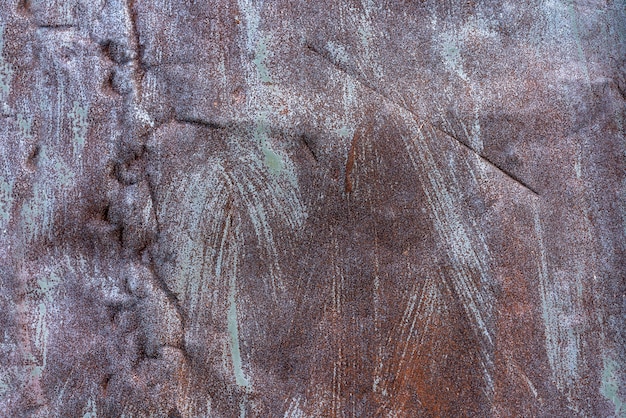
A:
30;365;43;378
53;159;75;186
0;23;13;102
262;148;283;173
37;272;60;301
601;357;625;417
567;0;591;86
19;145;74;241
254;115;284;175
0;176;13;225
336;126;352;139
252;38;273;83
68;101;89;160
440;36;468;81
20;183;48;242
227;252;249;388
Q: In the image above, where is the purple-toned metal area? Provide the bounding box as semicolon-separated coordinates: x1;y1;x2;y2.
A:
0;1;624;416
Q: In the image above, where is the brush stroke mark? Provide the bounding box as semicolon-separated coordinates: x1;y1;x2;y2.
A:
376;276;441;414
304;41;540;197
307;37;497;401
399;117;496;399
533;202;585;400
222;211;250;389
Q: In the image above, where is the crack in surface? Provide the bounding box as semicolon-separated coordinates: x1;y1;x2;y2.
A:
299;132;319;163
433;125;540;196
304;41;540;197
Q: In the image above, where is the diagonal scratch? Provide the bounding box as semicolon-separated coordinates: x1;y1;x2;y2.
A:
299;132;319;163
435;125;540;196
304;41;540;197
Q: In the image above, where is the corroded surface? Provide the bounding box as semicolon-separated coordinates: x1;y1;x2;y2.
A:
0;1;624;416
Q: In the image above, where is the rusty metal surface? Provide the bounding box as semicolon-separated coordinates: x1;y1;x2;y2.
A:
0;0;624;416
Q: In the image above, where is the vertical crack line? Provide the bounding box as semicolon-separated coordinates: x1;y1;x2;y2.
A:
304;41;540;197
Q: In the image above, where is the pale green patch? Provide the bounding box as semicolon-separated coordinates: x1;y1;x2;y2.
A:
440;36;468;81
0;23;13;103
30;365;43;378
567;0;591;86
335;126;352;138
239;395;247;418
0;176;13;225
68;101;89;161
601;357;625;417
252;37;273;83
262;148;284;174
225;223;249;389
36;272;60;301
20;145;74;241
236;0;261;52
20;182;49;242
54;159;75;186
254;115;284;174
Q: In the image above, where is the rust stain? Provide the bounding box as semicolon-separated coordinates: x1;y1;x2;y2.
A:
344;125;371;194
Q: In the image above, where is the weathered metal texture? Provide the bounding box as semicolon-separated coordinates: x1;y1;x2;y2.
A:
0;0;624;416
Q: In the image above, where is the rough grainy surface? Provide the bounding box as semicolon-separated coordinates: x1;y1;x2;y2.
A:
0;0;624;416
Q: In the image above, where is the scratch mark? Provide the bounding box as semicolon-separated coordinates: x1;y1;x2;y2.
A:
175;117;228;131
36;24;75;30
436;125;540;196
305;41;539;197
299;133;318;163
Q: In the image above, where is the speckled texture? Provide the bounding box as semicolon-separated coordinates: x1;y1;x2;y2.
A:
0;1;624;416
